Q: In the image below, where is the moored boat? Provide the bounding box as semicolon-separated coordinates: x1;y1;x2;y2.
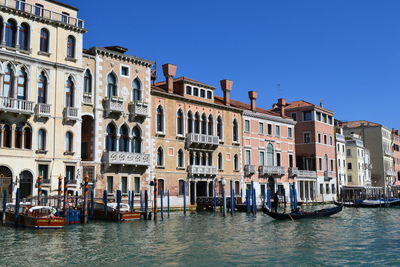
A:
93;202;144;222
20;206;65;229
263;204;343;220
334;198;400;208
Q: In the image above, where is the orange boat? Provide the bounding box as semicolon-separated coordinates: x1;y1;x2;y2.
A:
20;206;65;229
93;202;144;222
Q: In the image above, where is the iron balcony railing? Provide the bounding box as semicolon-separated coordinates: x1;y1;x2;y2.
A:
0;96;34;114
103;151;150;166
0;0;85;28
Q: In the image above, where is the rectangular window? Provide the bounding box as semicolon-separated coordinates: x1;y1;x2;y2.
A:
193;87;199;96
245;150;251;165
35;4;43;16
276;153;281;167
244;120;250;132
107;176;113;193
61;12;69;23
289;154;294;167
267;124;272;135
38;165;48;180
235;181;240;195
303;111;312;121
121;176;128;194
66;166;75;182
157;179;164;196
319;158;322;170
207;91;212;99
179;180;184;196
304;132;311;143
328;116;333;125
186;86;192;95
326;184;330;194
276;125;280;137
320;184;324;194
200;89;206;98
259;151;265;166
316;112;321;121
322;114;327;123
318;134;321;143
121;66;129;77
347;149;351;156
348;163;352;170
258;122;264;134
288;128;292;138
324;135;327;144
134;177;140;193
330;160;334;171
332;184;335;194
291;113;297;121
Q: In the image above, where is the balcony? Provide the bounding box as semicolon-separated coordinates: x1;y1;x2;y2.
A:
288;167;299;177
35;103;51;117
82;94;92;105
336;133;345;142
386;169;396;177
297;170;317;179
186;133;219;149
259;166;285;177
244;165;256;176
0;0;85;29
0;97;34;115
384;149;393;157
129;101;149;118
188;165;218;176
102;151;150;167
63;107;79;121
104;98;124;116
324;171;335;181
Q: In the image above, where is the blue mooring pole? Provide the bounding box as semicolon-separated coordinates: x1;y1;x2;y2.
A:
230;180;233;215
262;189;266;209
103;190;108;217
246;189;250;215
232;187;235;214
140;190;143;211
293;183;298;209
253;188;257;215
289;183;293;210
213;189;217;213
131;190;135;212
144;190;149;220
251;181;255;214
117;190;122;222
2;190;7;225
167;190;170;217
267;188;271;209
183;180;186;215
90;190;94;219
161;190;164;220
14;188;20;227
128;191;131;209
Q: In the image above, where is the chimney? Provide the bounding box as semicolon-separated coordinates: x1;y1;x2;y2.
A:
278;98;287;117
162;64;177;94
220;80;233;106
248;91;258;112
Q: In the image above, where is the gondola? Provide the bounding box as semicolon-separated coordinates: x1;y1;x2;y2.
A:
334;199;400;208
93;202;145;222
262;204;343;220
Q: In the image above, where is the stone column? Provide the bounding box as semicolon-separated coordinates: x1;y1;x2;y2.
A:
0;125;3;147
206;181;209;197
10;124;15;148
194;181;197;204
1;23;6;45
15;25;20;49
116;135;120;152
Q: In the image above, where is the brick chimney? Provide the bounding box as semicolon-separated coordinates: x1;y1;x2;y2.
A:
220;80;233;106
162;64;177;94
248;91;258;112
278;98;287;117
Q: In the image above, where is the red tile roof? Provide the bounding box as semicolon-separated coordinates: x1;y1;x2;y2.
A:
340;120;380;128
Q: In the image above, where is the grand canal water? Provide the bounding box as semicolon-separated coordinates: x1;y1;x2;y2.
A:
0;207;399;266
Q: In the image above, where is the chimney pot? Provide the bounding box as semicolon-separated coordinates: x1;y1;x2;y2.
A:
162;63;177;93
248;91;258;111
278;98;287;117
220;80;233;106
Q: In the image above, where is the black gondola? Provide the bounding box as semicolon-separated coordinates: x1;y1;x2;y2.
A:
262;204;343;220
334;199;400;208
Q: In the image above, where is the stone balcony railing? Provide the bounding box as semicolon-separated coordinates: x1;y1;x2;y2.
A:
386;169;396;177
288;167;299;177
0;0;85;28
244;165;256;176
297;170;317;179
128;101;149;118
384;149;393;157
186;133;219;149
188;165;218;176
324;171;335;181
336;133;345;142
0;96;34;115
104;98;124;116
82;94;92;105
35;103;51;117
64;107;79;121
102;151;150;167
259;166;286;177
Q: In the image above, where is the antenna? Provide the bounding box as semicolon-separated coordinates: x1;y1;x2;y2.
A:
320;98;323;107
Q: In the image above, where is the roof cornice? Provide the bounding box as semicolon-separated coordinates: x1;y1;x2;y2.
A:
88;47;154;67
243;110;296;125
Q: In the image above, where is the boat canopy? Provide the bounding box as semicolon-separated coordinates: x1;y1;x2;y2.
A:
28;206;56;213
107;203;130;212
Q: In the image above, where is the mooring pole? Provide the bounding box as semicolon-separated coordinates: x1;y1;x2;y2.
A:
57;175;63;210
253;188;257;215
167;190;170;217
230;180;234;215
222;183;226;217
90;190;94;219
14;188;20;228
251;181;255;214
63;176;68;216
75;191;79;209
213;189;217;213
83;175;89;224
160;190;164;220
246;189;250;215
37;176;42;206
183;180;186;215
140;190;143;211
117;190;122;222
131;190;135;212
144;190;149;220
2;190;7;225
103;190;108;217
153;179;157;220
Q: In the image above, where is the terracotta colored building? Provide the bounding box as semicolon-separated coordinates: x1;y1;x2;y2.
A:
392;129;400;186
271;100;337;202
151;64;243;207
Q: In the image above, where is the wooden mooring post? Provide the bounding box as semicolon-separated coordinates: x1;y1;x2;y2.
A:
161;190;164;220
14;188;20;228
144;190;149;220
117;190;122;222
2;190;7;225
103;190;108;217
183;181;186;215
37;176;42;206
83;175;89;224
167;190;170;217
57;175;63;210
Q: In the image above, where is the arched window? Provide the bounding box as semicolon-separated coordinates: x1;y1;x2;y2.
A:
3;125;11;148
132;126;141;153
67;35;75;58
17;68;27;100
65;132;73;152
233;119;238;142
218;153;223;170
65;77;74;107
0;17;3;43
106;124;116;151
119;125;129;152
24;126;31;149
38;129;46;150
156;105;164;132
194;112;200;134
234;154;239;171
201;113;207;135
157;147;164;166
217;116;223;140
84;69;92;94
267;143;274;166
5;20;17;47
177;149;184;168
107;73;117;98
3;64;14;98
208;115;213;135
176;109;184;135
37;72;47;103
187;111;193;133
15;126;22;148
19;23;29;50
40;28;49;52
132;78;141;101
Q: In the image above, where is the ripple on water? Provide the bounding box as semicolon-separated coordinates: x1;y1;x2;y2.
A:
0;208;400;266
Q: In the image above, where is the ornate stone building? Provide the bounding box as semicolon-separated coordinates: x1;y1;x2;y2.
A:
0;0;85;198
151;64;243;207
82;46;153;198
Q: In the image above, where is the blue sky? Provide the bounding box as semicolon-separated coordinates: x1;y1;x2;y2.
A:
66;0;400;129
